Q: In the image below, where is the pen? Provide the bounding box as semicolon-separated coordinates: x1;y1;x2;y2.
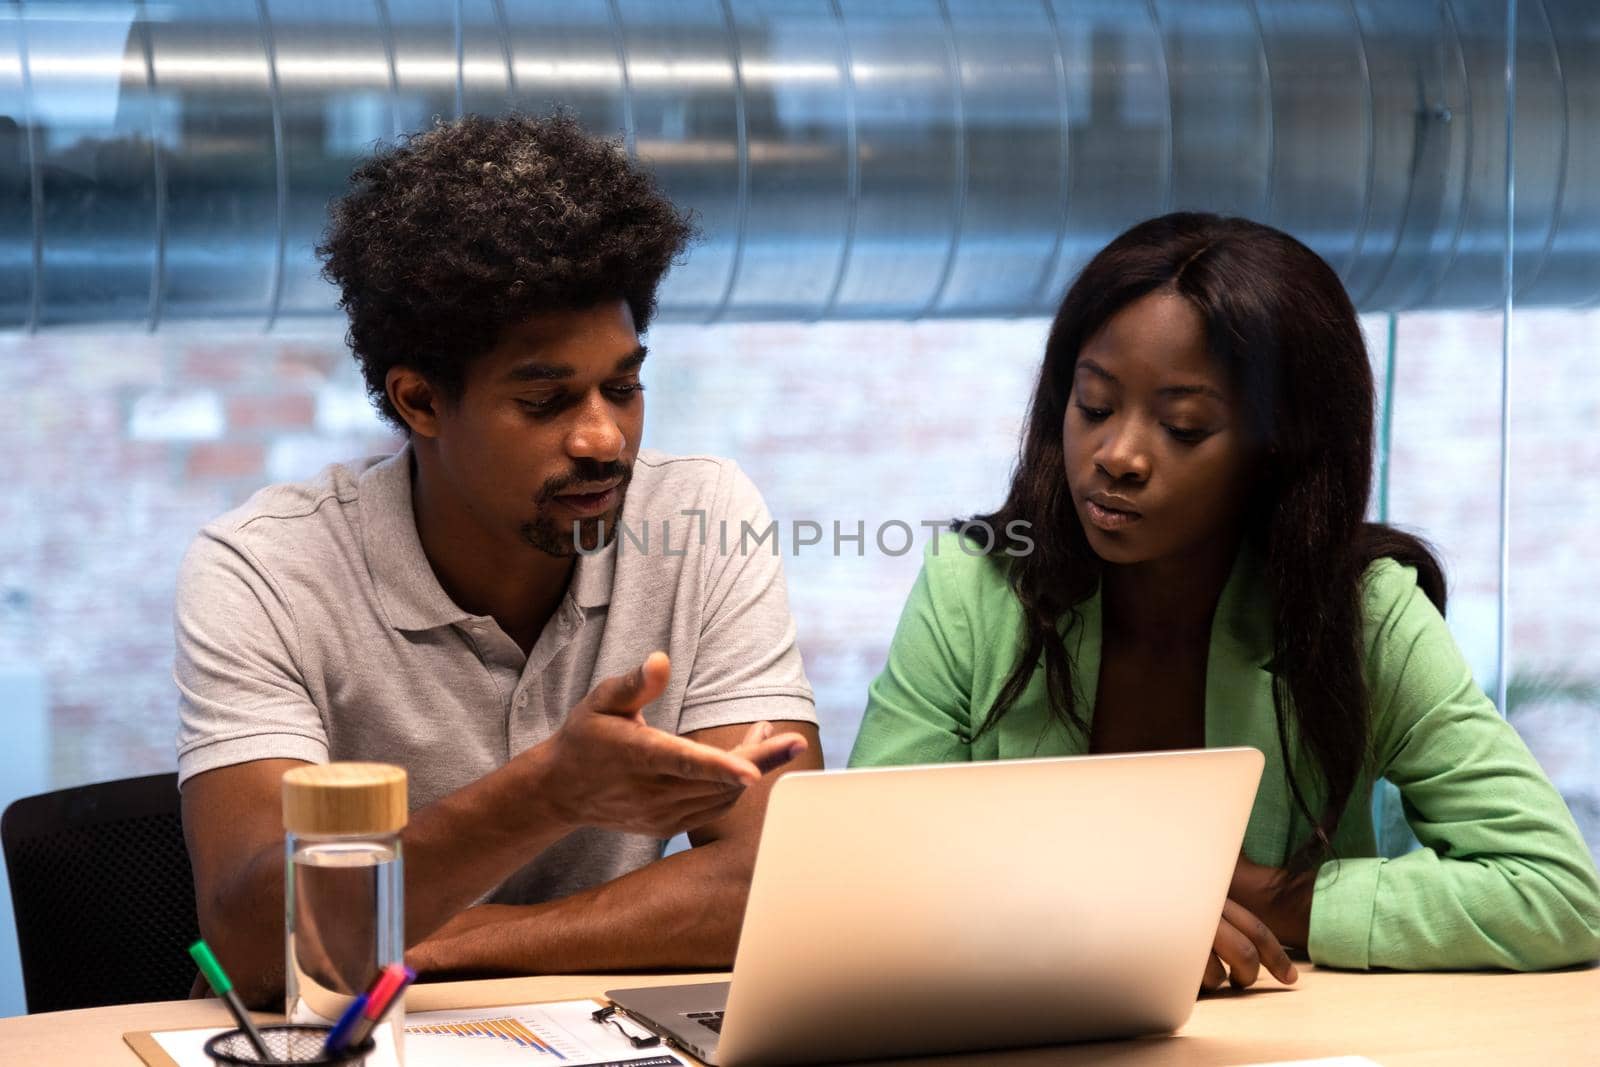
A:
343;963;416;1051
323;993;369;1057
188;940;273;1063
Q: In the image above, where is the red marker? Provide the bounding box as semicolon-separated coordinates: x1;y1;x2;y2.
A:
343;963;416;1051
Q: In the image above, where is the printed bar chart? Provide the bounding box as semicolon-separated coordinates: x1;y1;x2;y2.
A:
407;1015;582;1058
400;999;680;1065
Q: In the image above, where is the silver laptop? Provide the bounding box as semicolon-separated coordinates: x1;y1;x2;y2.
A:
609;746;1263;1066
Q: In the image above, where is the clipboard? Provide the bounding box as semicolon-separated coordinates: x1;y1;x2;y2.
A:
123;1028;188;1067
122;999;689;1067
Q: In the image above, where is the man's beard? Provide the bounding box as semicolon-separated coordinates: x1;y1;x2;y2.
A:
519;507;619;557
519;460;632;557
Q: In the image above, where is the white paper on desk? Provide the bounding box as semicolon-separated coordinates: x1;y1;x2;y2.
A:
149;1000;682;1067
405;999;684;1066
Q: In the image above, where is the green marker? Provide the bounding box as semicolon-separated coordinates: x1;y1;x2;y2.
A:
189;939;273;1062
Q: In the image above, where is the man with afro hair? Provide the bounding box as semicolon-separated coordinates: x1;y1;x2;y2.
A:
175;113;820;1004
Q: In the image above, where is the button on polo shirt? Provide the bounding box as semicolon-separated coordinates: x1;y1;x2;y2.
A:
175;445;815;905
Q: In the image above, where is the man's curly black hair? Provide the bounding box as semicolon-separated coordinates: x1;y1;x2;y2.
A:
318;111;695;429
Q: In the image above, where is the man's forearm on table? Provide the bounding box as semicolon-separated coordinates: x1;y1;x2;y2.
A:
203;757;575;1006
407;839;754;977
399;745;578;945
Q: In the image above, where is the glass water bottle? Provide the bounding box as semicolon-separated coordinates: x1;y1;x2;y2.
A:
283;762;407;1063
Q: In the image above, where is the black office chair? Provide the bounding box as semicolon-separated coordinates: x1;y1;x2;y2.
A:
1;771;199;1013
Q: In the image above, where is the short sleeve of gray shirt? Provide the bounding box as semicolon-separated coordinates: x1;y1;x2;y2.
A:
174;447;816;903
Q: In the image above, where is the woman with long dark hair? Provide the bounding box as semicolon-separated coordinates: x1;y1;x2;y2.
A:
850;213;1600;987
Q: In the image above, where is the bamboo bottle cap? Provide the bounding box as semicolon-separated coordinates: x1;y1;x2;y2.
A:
282;762;408;835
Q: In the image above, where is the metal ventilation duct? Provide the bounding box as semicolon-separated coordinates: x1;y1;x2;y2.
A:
2;0;1596;330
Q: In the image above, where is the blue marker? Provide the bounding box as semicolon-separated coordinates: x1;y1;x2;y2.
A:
324;993;369;1056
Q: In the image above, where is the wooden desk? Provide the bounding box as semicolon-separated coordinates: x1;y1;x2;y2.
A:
0;966;1595;1066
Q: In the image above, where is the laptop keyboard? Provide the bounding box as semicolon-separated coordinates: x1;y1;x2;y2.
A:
685;1010;724;1034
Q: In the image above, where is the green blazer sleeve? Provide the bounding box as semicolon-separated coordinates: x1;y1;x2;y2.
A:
1309;560;1600;970
850;541;975;766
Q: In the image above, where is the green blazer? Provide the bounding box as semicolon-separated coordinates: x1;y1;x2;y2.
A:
849;534;1600;971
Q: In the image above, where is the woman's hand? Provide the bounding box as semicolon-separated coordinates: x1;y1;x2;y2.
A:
1229;854;1315;949
1202;898;1299;992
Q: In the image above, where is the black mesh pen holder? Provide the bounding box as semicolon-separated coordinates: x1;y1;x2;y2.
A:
203;1023;375;1065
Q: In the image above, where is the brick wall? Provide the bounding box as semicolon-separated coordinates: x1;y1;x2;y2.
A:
0;327;401;786
1;311;1595;853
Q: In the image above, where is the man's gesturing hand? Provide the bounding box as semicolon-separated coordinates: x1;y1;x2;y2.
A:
530;651;808;838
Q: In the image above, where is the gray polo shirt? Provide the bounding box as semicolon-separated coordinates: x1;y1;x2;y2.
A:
174;445;815;905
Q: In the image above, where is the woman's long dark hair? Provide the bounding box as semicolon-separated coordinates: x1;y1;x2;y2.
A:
965;213;1446;870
